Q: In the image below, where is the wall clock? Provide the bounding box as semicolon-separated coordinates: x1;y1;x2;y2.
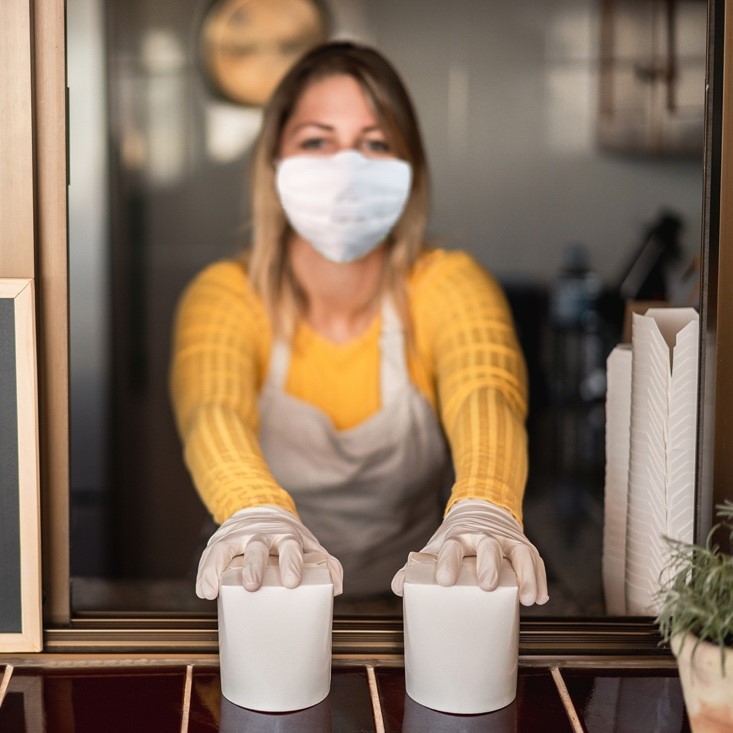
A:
201;0;328;106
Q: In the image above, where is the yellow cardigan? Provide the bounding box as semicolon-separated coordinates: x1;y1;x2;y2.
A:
169;249;529;525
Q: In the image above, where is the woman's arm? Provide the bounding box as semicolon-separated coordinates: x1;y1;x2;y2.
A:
412;250;529;522
394;251;546;605
169;260;297;524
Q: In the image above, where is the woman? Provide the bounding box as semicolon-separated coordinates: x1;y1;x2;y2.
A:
170;42;548;606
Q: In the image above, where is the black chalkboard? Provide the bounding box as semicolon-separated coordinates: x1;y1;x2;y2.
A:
0;297;22;633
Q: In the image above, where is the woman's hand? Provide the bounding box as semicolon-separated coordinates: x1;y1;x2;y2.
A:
196;506;344;599
391;499;548;606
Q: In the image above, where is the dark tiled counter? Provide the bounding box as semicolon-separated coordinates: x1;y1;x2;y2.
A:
0;662;690;732
375;667;574;732
561;669;691;733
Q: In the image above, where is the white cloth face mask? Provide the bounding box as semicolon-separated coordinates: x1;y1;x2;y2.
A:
275;150;413;263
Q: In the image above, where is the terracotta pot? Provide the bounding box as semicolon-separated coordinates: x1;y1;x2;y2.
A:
672;632;733;732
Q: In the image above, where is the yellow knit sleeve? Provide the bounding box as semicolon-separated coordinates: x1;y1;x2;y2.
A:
411;250;529;523
169;260;297;524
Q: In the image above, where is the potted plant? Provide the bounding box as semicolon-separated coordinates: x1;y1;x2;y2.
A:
655;500;733;733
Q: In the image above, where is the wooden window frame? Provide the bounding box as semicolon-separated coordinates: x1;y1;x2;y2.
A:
1;0;731;663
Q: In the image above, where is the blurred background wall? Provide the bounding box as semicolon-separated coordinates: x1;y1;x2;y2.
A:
68;0;705;613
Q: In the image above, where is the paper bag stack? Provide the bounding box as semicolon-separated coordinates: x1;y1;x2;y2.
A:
602;308;699;615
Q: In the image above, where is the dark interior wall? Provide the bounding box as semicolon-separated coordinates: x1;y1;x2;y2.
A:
82;0;704;588
106;0;254;577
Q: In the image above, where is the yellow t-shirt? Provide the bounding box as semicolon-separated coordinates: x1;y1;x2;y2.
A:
169;249;528;524
286;315;383;430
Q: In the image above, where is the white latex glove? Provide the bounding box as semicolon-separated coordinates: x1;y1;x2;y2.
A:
196;505;344;599
391;499;549;606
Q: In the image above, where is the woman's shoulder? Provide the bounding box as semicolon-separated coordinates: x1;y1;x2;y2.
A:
183;258;260;303
190;258;249;288
177;258;269;329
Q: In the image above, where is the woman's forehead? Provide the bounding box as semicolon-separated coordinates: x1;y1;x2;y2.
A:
287;74;377;123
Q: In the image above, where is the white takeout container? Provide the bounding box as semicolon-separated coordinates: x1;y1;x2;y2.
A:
217;554;333;712
403;554;519;714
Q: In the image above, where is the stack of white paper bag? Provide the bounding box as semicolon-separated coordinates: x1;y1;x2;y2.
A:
602;345;632;615
602;308;699;615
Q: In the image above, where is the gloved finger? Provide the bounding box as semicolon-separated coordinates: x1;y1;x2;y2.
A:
532;552;550;605
277;536;304;589
506;543;541;606
436;537;465;586
196;541;244;600
475;535;503;591
513;544;549;605
241;535;272;592
326;554;344;596
391;565;407;597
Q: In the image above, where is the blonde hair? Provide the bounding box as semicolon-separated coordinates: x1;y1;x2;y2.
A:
247;42;430;338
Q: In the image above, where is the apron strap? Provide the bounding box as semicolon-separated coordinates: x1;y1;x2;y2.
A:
379;300;409;404
265;299;409;403
266;339;292;391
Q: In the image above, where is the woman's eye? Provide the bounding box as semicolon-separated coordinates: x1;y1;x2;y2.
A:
300;138;327;150
364;139;391;154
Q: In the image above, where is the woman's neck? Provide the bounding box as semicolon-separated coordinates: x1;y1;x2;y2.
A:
289;235;386;344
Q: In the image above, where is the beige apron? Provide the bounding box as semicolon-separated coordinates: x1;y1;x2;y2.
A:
258;302;452;598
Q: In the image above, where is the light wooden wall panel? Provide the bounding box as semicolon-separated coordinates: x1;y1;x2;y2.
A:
0;0;70;625
0;0;35;277
33;0;71;625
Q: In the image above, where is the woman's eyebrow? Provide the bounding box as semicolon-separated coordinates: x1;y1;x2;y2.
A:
288;122;384;134
289;122;333;134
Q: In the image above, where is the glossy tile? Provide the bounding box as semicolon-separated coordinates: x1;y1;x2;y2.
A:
375;667;575;732
189;666;376;732
0;694;29;733
188;669;219;732
0;671;35;733
0;667;187;733
0;669;49;733
330;668;378;732
561;669;691;733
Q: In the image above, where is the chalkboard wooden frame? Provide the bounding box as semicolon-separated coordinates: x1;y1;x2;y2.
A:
0;279;42;652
